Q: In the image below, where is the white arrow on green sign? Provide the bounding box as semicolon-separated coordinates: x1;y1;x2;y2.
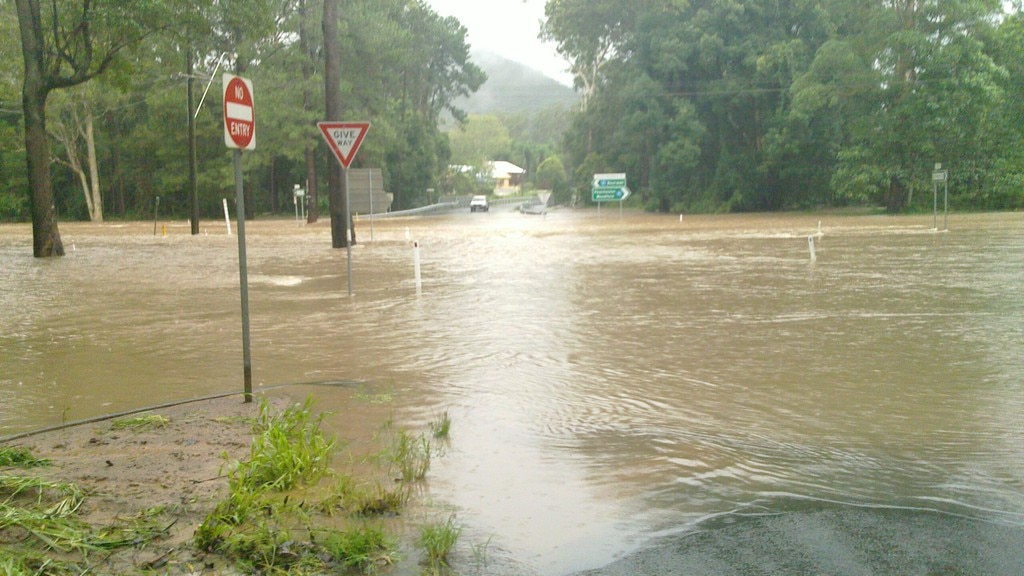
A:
592;186;631;202
592;173;626;188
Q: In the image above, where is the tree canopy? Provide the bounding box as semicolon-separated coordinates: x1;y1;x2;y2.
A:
4;0;1023;248
545;0;1024;213
1;0;486;253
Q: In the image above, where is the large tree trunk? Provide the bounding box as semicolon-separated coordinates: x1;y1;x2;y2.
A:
300;0;319;224
17;0;64;257
323;0;349;248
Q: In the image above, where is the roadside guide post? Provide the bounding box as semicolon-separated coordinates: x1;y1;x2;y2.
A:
592;173;631;218
318;121;371;296
932;164;949;231
224;73;256;402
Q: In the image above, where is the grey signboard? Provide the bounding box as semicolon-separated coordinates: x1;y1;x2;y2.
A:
347;168;391;215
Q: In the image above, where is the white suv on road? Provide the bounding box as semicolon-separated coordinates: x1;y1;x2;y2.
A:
470;195;489;212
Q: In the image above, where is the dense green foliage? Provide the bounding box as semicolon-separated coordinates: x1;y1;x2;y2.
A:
545;0;1024;212
5;1;1023;222
0;0;484;222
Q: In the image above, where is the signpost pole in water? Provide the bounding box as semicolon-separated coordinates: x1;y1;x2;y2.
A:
233;150;253;402
223;198;232;235
344;168;353;297
368;169;375;242
152;196;160;236
943;179;949;231
808;235;817;262
413;241;422;295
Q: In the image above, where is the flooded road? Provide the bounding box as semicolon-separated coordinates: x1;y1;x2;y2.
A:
2;210;1023;574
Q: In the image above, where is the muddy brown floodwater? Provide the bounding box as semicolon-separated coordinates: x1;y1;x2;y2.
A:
2;210;1023;574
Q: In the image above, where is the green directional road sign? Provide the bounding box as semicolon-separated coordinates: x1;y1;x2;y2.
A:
592;173;626;188
592;173;630;202
592;186;631;202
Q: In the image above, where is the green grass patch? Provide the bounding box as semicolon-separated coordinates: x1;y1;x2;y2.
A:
0;475;85;517
233;397;335;492
109;413;170;431
321;524;397;572
1;474;166;562
195;396;464;574
0;447;50;468
379;428;432;483
430;410;452;440
0;547;80;576
418;516;461;572
316;475;409;517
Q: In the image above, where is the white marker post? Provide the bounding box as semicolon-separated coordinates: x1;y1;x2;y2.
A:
413;241;422;295
808;235;817;262
223;198;231;235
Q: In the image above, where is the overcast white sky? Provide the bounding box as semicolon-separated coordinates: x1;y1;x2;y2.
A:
424;0;573;86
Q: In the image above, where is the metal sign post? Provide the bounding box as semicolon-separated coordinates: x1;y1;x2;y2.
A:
224;73;255;402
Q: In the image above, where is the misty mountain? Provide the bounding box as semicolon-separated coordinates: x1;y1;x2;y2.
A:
456;52;578;115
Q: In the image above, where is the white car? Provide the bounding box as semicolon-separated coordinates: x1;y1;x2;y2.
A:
470;195;489;212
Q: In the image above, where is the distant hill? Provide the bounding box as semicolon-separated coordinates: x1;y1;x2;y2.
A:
456;52;579;115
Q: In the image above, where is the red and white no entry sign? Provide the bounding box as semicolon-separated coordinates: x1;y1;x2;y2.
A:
223;74;255;150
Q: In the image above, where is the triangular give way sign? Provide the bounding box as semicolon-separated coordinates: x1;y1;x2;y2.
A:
318;121;370;168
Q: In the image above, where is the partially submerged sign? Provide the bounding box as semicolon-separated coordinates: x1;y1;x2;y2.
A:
347;168;391;214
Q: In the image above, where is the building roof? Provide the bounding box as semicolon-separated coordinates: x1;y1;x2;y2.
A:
489;161;525;178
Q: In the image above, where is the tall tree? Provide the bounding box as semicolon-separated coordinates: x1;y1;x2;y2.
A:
49;86;103;221
300;0;320;224
15;0;176;256
542;0;628;112
323;0;348;247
